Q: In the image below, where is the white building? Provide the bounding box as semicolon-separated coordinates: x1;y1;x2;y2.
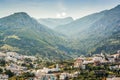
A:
6;63;27;75
5;52;23;62
35;64;60;75
59;73;69;80
93;56;103;62
0;52;6;59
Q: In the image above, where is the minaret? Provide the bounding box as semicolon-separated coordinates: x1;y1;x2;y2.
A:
56;64;59;71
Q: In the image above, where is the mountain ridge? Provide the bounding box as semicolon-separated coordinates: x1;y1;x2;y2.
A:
55;5;120;54
0;12;72;60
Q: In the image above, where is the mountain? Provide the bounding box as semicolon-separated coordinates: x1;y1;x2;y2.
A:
55;11;106;36
55;5;120;54
38;17;73;29
0;5;120;59
0;12;72;60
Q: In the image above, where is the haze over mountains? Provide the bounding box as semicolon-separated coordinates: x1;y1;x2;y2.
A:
55;5;120;36
0;5;120;60
38;17;73;29
55;5;120;54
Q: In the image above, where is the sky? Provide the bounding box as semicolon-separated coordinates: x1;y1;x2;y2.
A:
0;0;120;19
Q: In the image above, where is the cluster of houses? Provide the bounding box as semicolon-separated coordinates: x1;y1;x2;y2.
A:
34;64;59;80
6;63;27;75
0;74;8;80
0;52;37;62
74;51;120;69
0;50;120;80
0;52;37;75
33;64;80;80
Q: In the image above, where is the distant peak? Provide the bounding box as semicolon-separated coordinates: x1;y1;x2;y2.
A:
64;17;73;20
13;12;29;16
40;17;73;20
0;12;33;22
14;12;27;14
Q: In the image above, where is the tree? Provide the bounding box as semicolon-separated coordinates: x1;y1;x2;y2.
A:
21;72;35;78
0;59;6;66
5;70;14;78
0;68;3;73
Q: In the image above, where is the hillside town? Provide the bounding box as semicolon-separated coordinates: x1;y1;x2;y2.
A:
0;51;120;80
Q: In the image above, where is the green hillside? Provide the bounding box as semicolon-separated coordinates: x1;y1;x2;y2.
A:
55;5;120;55
0;12;72;60
0;5;120;59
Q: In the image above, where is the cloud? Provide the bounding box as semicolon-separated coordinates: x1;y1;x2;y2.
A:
61;12;66;16
56;13;61;18
56;12;67;18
